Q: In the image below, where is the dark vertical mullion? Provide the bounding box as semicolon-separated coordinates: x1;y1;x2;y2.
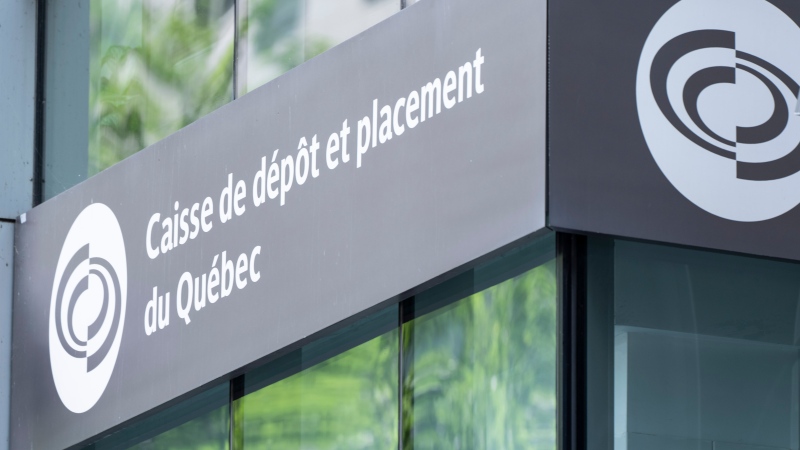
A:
230;4;242;446
33;0;47;206
557;233;587;450
229;375;245;450
234;0;249;99
398;302;405;450
232;0;239;99
399;298;415;450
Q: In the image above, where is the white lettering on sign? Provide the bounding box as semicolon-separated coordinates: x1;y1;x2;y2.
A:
141;48;487;336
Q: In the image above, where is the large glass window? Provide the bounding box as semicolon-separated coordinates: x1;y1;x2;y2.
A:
91;383;230;449
587;238;800;450
84;235;557;449
239;0;398;94
89;0;235;176
403;255;557;449
44;0;235;199
235;306;399;449
43;0;400;200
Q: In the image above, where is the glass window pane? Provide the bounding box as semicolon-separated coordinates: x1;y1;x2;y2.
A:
89;383;229;450
240;0;303;93
241;0;398;94
43;1;91;199
236;306;399;449
403;253;557;449
587;239;800;450
85;235;555;449
89;0;234;176
127;405;229;450
305;0;398;59
45;0;235;200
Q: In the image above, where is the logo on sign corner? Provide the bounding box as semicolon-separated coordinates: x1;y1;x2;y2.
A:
49;203;127;413
637;0;800;222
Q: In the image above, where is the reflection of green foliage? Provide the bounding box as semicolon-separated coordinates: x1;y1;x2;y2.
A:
89;0;339;175
89;1;234;175
243;0;333;89
91;0;389;174
238;333;399;449
122;262;555;449
229;262;555;450
250;0;301;51
237;0;304;91
405;263;557;450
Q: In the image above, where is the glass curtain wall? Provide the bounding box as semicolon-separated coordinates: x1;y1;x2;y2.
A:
92;383;230;450
236;306;400;449
86;235;557;449
403;254;557;449
239;0;398;95
43;0;399;200
586;238;800;450
88;0;236;176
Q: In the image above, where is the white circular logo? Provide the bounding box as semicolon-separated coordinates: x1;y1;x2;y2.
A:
49;203;127;413
637;0;800;222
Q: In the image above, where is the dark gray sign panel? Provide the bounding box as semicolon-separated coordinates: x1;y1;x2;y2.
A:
550;0;800;261
11;0;546;447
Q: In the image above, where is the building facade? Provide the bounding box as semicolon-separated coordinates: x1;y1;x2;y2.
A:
2;0;799;449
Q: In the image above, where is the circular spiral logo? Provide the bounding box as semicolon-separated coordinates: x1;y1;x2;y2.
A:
49;203;127;413
637;0;800;222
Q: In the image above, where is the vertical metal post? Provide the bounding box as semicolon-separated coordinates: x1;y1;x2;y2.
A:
33;0;46;207
398;302;405;450
229;375;244;450
557;233;588;450
234;0;248;99
398;298;415;450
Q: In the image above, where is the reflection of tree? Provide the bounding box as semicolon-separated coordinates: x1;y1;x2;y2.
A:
90;0;400;174
126;261;556;449
238;333;399;449
89;0;234;175
228;262;555;450
405;262;557;450
89;0;340;175
241;0;332;91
